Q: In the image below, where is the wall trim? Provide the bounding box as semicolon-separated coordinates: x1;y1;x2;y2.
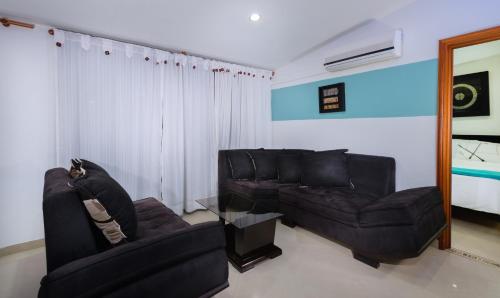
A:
0;239;45;258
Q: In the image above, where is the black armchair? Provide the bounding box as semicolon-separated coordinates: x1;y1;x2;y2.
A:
39;168;229;298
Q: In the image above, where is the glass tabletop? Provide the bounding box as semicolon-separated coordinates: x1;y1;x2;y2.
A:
196;195;283;229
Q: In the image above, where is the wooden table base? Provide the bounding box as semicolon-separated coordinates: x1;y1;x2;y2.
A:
224;219;282;273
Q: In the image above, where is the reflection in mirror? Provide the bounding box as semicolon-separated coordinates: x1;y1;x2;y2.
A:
451;39;500;265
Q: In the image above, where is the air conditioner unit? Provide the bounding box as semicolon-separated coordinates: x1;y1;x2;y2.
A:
324;29;402;72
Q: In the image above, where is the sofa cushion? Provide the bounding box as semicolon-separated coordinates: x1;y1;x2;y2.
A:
280;149;315;155
359;187;443;228
300;150;350;187
347;154;395;198
69;159;110;179
134;198;190;238
276;149;315;183
227;150;255;180
279;186;376;226
277;153;302;183
248;150;278;180
71;172;138;244
81;159;110;176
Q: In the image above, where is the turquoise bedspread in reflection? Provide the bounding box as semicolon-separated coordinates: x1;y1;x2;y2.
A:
452;167;500;180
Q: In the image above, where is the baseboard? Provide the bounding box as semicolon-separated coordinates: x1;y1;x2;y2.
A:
0;239;45;258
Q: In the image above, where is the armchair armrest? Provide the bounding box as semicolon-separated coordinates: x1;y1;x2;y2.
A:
359;187;442;228
39;221;227;298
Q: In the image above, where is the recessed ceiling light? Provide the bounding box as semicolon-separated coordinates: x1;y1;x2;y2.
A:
250;13;260;22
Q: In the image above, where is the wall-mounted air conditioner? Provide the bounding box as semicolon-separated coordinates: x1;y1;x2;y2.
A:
324;29;402;72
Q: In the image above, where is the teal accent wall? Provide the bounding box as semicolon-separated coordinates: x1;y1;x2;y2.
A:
271;59;438;121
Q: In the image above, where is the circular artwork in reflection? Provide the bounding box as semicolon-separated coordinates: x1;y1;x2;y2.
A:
453;83;478;110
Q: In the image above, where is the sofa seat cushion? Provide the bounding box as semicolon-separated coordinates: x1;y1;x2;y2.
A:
359;187;443;228
279;186;376;226
225;180;283;200
134;198;190;239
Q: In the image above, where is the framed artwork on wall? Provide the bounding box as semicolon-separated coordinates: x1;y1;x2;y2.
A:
318;83;345;113
452;71;490;117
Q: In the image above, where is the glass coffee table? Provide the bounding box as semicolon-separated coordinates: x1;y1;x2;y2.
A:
196;194;283;273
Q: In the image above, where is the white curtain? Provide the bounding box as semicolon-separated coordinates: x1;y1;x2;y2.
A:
56;32;163;200
161;55;217;213
160;54;185;212
182;57;217;212
214;69;272;149
214;70;234;150
55;30;272;213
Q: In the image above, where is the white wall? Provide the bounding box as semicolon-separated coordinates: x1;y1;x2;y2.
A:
453;54;500;135
0;25;57;248
273;116;436;190
271;0;500;190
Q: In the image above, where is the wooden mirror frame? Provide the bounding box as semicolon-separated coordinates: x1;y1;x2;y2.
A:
437;26;500;249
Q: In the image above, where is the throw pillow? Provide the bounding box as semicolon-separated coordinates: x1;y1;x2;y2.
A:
277;153;302;183
68;158;109;179
81;159;110;176
248;150;278;180
227;150;256;180
71;172;138;245
300;149;350;187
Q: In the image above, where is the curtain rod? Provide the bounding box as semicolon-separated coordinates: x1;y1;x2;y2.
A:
1;18;34;29
1;16;272;73
47;27;273;73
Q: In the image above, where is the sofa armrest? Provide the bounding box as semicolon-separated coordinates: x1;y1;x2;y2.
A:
39;221;227;298
359;187;443;227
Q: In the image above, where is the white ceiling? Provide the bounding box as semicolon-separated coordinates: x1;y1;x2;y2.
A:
0;0;414;69
454;39;500;65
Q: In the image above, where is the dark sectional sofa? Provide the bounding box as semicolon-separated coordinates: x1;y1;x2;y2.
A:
219;149;446;268
40;168;228;298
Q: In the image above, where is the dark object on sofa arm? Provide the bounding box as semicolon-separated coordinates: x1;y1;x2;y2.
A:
39;168;228;298
218;149;446;268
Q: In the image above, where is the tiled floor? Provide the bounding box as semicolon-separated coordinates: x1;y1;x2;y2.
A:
0;247;46;298
1;210;500;298
452;216;500;265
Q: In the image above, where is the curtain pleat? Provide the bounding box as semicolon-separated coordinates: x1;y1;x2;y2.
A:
56;35;163;201
182;64;217;212
214;72;272;149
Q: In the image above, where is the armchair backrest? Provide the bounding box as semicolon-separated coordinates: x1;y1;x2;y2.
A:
43;168;99;272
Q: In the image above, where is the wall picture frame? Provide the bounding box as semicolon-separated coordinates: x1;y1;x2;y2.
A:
318;83;345;113
452;71;490;117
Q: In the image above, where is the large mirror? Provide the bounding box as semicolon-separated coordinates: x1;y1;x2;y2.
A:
450;39;500;265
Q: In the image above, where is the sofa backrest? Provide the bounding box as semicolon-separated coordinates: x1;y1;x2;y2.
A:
218;149;396;198
346;153;395;198
218;149;311;185
43;168;100;272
